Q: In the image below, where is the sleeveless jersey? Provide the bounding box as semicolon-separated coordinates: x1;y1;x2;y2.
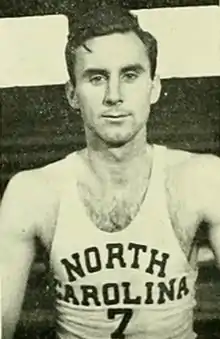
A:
49;145;198;339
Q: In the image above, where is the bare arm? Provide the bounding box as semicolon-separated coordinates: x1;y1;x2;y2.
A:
199;156;220;268
165;151;219;265
179;154;220;266
0;172;40;339
0;169;57;339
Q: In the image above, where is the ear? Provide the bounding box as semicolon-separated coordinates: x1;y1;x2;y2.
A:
150;74;161;105
65;80;80;109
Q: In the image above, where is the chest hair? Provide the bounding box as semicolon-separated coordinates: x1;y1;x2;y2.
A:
78;175;150;233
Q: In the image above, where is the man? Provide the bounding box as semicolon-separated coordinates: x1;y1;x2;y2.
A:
0;4;220;339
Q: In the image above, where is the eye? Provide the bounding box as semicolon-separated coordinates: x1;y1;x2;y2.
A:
89;75;106;85
122;72;139;82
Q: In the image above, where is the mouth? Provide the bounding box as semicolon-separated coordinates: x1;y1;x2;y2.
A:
103;115;128;119
102;111;131;119
102;115;131;124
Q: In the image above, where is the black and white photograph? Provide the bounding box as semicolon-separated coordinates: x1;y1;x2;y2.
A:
0;1;220;339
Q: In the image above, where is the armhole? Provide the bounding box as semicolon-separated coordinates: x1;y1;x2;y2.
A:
33;169;61;256
163;149;199;270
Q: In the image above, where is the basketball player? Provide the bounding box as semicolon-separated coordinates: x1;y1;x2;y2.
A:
0;4;220;339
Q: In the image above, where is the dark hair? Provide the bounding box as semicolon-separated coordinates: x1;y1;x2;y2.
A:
65;4;158;85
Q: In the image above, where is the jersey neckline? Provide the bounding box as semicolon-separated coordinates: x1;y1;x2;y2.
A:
71;144;164;236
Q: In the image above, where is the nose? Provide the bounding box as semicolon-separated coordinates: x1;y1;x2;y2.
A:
103;76;123;106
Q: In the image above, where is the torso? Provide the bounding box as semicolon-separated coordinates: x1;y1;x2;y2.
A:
34;144;204;339
37;144;201;259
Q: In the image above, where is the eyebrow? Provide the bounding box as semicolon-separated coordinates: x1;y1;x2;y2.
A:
82;68;108;79
120;64;146;74
82;63;146;79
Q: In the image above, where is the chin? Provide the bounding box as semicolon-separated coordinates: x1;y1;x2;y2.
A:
100;133;134;148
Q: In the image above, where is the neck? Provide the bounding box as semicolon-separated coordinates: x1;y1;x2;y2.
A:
84;129;152;185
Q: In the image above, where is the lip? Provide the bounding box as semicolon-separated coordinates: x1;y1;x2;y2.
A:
102;110;131;119
102;115;131;123
103;115;129;118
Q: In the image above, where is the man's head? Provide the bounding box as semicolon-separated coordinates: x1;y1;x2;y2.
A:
65;4;158;85
65;4;161;147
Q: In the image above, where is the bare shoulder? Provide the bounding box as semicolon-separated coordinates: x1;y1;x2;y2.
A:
164;148;220;219
0;154;75;240
165;148;220;188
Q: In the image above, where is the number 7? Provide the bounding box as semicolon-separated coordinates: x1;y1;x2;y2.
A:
107;308;133;339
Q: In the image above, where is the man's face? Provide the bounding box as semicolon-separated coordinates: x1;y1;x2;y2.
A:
70;32;161;146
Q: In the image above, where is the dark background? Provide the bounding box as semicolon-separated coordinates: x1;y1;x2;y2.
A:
0;0;219;17
0;0;220;338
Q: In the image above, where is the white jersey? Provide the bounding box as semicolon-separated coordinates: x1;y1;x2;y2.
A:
49;145;198;339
